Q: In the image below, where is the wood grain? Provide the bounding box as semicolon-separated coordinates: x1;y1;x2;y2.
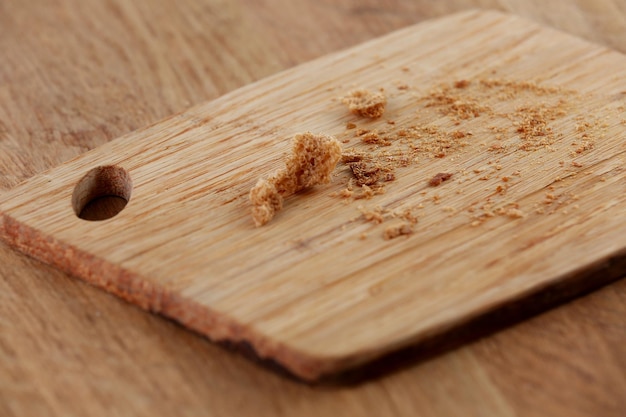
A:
1;0;625;415
2;9;626;383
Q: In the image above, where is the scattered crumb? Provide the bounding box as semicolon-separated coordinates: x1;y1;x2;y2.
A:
574;141;593;154
342;88;387;118
359;206;385;224
361;131;391;146
429;172;453;186
341;152;365;163
424;85;489;119
252;76;615;237
332;187;353;198
383;223;413;240
348;161;395;187
505;208;525;218
395;209;419;225
353;184;385;200
250;132;341;226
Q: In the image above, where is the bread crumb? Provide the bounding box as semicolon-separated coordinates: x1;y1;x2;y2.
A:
349;161;395;186
331;187;353;198
354;184;385;200
249;179;282;228
429;172;453;186
361;131;391;146
341;152;366;163
250;132;341;226
506;208;525;218
454;80;470;89
346;122;357;129
424;86;488;119
395;209;419;225
383;223;413;240
342;89;387;118
359;205;385;224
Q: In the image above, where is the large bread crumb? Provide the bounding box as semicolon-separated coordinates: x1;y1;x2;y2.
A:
342;89;387;118
250;132;342;227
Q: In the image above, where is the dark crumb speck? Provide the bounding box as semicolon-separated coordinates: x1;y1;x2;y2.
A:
428;172;453;186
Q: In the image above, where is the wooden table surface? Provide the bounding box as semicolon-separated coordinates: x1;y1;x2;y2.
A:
1;1;624;416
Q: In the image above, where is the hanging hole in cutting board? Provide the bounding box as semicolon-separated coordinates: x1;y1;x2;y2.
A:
72;165;132;221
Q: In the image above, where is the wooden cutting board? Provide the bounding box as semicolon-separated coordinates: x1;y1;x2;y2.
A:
2;10;626;381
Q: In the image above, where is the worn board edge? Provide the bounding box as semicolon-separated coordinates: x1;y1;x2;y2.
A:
0;214;340;378
2;9;626;381
3;204;626;383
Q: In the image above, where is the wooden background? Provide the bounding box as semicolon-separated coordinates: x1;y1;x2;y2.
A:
1;1;624;415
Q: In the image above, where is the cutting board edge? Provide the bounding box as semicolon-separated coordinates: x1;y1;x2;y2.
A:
0;211;363;380
3;208;624;382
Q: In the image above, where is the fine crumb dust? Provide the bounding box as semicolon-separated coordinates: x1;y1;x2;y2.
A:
250;132;342;226
330;77;608;238
342;88;387;118
358;205;386;224
250;74;616;237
